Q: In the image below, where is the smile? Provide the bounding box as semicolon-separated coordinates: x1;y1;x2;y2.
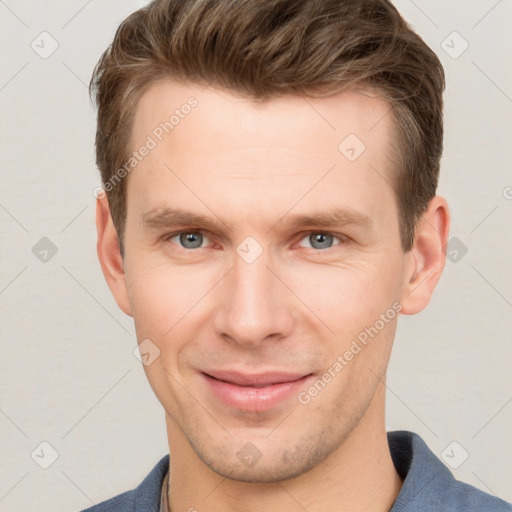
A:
201;370;313;412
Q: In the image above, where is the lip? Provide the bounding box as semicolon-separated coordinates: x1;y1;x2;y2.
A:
201;370;313;412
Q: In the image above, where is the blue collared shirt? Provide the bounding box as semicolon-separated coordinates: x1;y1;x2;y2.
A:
79;430;511;511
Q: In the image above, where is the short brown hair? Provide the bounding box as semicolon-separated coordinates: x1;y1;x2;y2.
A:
90;0;445;254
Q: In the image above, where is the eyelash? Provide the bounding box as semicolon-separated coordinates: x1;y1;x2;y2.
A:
163;230;347;251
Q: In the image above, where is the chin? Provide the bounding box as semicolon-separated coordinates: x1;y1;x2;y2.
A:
188;427;344;484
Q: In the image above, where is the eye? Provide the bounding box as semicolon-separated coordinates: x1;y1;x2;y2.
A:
164;230;346;251
297;232;345;250
166;231;210;249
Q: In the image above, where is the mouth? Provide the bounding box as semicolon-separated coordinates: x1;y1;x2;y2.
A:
200;370;313;412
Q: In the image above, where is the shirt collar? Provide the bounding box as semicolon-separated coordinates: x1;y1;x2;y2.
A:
157;431;501;511
159;469;170;512
387;430;455;511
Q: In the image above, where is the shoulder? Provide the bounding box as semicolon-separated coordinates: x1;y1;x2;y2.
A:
388;431;511;512
79;490;136;512
442;480;512;512
77;454;169;512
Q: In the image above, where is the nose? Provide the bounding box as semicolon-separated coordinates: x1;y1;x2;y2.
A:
212;244;295;348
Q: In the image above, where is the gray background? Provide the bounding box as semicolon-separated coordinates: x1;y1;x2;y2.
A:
0;0;511;510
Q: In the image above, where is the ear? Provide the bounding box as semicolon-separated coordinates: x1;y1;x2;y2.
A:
400;195;450;315
96;194;132;317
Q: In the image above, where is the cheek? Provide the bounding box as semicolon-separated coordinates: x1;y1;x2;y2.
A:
125;261;220;342
125;245;403;348
282;258;402;379
283;259;398;330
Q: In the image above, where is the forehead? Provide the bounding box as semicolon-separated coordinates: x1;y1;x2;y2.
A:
131;80;393;156
126;79;397;233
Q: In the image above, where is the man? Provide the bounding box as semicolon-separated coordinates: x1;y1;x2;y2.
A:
83;0;511;511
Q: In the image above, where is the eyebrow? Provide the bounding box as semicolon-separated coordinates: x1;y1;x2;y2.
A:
141;208;228;232
140;207;373;232
284;208;373;231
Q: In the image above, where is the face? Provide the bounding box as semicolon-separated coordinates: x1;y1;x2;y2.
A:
109;80;417;482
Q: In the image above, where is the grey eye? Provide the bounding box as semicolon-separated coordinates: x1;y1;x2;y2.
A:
302;233;338;250
176;232;205;249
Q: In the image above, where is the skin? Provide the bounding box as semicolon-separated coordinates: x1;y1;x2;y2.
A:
96;80;449;512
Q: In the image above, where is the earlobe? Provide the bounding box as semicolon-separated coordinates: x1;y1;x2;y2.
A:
400;196;450;315
96;195;132;317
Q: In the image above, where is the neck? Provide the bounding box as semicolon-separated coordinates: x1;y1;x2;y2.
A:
166;383;402;512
